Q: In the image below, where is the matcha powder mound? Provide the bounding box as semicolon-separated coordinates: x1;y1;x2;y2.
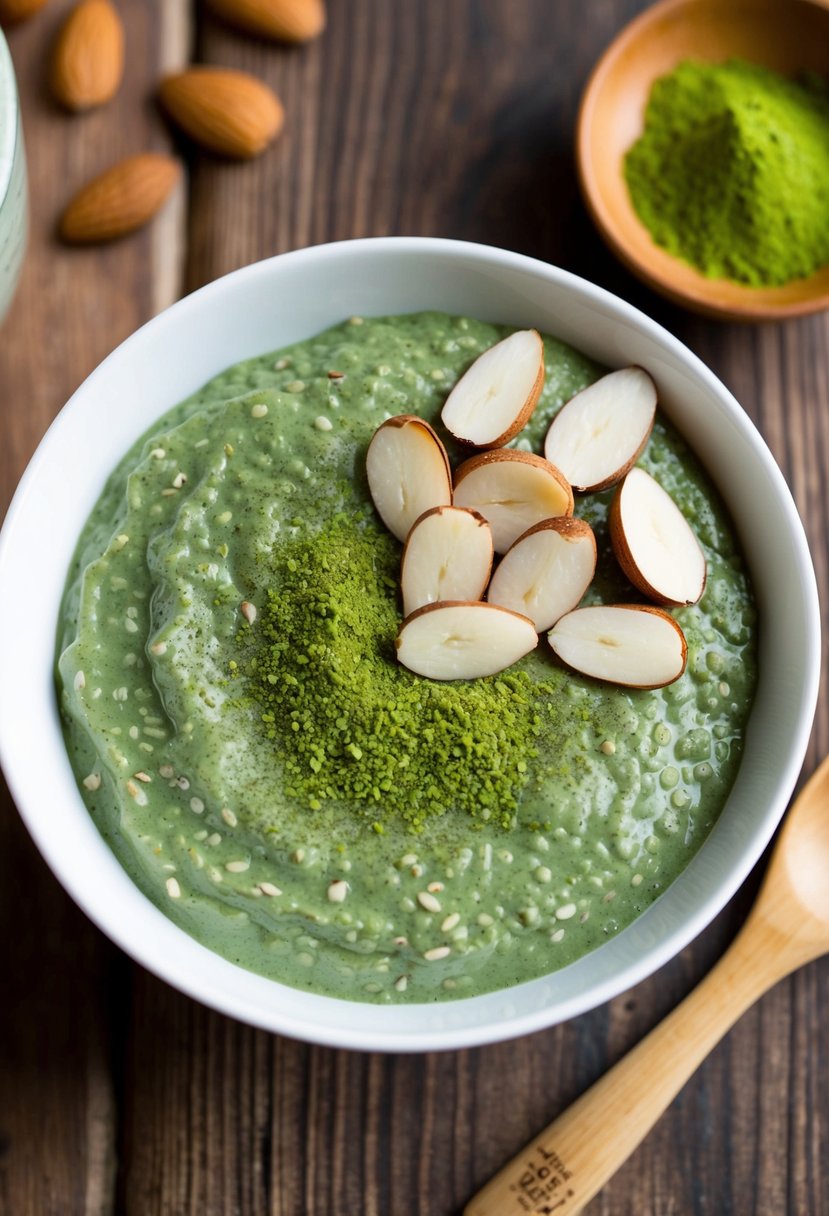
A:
624;58;829;286
234;514;545;832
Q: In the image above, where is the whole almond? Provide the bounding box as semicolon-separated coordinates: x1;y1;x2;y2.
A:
205;0;325;43
60;153;181;244
159;67;284;159
0;0;49;23
50;0;124;111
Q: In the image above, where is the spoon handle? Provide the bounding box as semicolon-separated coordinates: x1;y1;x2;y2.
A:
464;919;793;1216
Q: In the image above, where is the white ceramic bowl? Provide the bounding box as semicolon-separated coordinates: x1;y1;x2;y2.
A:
0;238;819;1052
0;30;26;323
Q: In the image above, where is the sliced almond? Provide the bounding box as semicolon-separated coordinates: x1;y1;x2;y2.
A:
548;604;687;688
543;367;657;492
453;450;573;554
441;329;544;449
366;415;452;543
397;601;538;681
401;507;493;616
487;517;596;632
609;467;706;606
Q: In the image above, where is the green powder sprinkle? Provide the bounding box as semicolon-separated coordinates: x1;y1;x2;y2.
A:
624;58;829;286
234;515;544;832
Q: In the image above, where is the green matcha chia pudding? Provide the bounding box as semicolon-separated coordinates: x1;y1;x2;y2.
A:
56;312;757;1004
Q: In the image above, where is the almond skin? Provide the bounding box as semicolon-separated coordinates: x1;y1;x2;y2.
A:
0;0;49;25
487;515;598;632
609;468;707;606
548;603;688;689
50;0;124;111
366;415;453;543
396;601;538;681
60;153;181;244
543;366;657;493
441;329;545;450
159;67;284;160
454;449;573;507
400;506;493;616
205;0;325;42
454;449;574;552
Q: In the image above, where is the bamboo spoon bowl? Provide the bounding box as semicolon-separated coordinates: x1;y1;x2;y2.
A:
466;754;829;1216
577;0;829;320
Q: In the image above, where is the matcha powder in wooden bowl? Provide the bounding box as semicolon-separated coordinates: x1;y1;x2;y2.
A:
625;58;829;287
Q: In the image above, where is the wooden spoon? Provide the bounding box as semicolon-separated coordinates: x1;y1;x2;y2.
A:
465;755;829;1216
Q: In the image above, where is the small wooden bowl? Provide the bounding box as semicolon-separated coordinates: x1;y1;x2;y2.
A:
577;0;829;320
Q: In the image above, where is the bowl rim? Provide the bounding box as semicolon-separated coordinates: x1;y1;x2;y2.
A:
0;236;821;1051
576;0;829;321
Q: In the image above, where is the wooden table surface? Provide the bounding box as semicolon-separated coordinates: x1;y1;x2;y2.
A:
1;2;827;1213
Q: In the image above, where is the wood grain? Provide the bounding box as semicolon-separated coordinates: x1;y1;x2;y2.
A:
1;2;828;1215
0;2;187;1213
467;756;829;1216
